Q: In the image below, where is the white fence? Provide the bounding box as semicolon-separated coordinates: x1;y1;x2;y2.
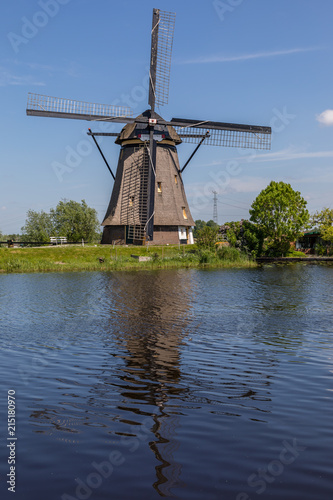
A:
50;237;67;245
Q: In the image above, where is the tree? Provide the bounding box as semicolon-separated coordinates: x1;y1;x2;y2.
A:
21;210;53;243
5;234;21;242
196;225;219;250
220;220;264;257
206;219;219;229
194;219;219;238
50;199;100;242
312;207;333;243
311;207;333;254
193;220;206;238
249;181;309;255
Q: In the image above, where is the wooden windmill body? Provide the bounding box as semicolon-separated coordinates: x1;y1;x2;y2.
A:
101;110;194;245
26;9;271;245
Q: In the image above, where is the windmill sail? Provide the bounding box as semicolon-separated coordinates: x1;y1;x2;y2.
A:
148;9;176;111
26;93;134;123
170;117;272;150
145;139;156;240
147;9;176;239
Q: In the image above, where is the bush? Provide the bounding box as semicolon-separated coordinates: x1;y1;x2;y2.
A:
220;220;264;257
315;243;328;256
217;246;245;262
151;252;159;262
196;226;218;250
285;249;307;257
198;249;214;264
264;238;291;257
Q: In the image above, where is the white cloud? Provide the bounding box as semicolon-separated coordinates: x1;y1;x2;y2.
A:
0;67;45;87
1;206;7;211
316;109;333;126
181;47;323;65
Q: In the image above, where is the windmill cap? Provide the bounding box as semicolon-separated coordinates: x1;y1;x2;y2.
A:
115;109;182;145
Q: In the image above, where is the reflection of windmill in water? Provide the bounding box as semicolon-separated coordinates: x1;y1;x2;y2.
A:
107;270;197;495
26;8;271;245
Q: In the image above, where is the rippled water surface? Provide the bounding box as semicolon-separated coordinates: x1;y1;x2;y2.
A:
0;265;333;499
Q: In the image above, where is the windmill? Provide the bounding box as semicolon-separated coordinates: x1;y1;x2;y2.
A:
26;8;271;245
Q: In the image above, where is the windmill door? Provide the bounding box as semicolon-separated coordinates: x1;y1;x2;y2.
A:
125;226;134;245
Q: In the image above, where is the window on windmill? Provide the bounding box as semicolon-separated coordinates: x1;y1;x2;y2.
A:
157;182;162;193
182;207;188;220
129;196;134;207
174;175;178;185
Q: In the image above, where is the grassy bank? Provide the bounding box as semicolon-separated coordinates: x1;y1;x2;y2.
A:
0;244;256;274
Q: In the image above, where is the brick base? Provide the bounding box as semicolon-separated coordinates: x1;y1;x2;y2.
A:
101;226;126;245
101;225;191;245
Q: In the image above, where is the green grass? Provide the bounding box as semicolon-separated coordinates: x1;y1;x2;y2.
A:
0;244;257;274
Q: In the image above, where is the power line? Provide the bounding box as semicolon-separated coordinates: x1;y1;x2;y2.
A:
221;196;250;208
217;200;249;210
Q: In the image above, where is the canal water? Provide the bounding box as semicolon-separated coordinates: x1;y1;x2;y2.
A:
0;265;333;499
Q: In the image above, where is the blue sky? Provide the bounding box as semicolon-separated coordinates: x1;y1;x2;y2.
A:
1;0;333;234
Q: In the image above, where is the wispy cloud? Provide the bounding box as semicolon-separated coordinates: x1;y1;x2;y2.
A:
15;60;82;78
212;146;333;165
253;147;333;163
0;67;45;87
10;60;57;72
181;46;323;65
316;109;333;126
1;59;82;82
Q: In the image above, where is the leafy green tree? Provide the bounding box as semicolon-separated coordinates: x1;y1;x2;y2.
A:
194;219;219;238
21;210;53;243
50;199;100;242
220;220;264;257
196;225;219;250
5;234;22;242
206;219;219;229
193;220;206;238
311;207;333;244
249;181;309;255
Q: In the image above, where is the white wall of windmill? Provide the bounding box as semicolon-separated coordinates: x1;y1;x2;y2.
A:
178;226;187;240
